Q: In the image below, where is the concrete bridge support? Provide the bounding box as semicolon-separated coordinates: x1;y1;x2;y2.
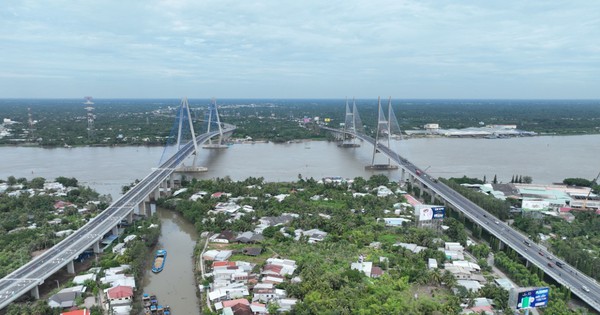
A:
93;241;101;254
30;286;39;299
153;187;160;201
111;226;119;236
138;201;146;216
400;169;406;186
127;210;134;224
67;260;75;274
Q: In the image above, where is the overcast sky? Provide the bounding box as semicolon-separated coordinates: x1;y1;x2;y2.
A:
1;1;599;99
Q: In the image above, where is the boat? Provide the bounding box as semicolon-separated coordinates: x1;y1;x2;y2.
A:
142;293;171;315
152;249;167;273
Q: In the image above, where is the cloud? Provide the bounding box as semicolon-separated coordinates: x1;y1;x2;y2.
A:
0;0;599;98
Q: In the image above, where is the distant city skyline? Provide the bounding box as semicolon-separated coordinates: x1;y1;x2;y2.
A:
1;1;599;99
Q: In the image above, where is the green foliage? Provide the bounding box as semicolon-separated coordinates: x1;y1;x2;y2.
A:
448;176;483;185
441;179;510;220
563;177;593;187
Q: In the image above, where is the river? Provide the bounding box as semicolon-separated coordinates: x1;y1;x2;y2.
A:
1;135;598;197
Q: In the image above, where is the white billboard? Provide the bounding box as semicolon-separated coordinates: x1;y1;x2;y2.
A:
522;200;550;211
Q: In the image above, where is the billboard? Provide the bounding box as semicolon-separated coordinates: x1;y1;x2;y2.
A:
515;287;550;310
415;205;445;221
522;200;550;211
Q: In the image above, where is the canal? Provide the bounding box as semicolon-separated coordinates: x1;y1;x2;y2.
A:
141;207;201;314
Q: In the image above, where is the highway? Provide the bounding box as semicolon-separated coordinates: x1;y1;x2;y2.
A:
325;126;600;312
0;124;235;309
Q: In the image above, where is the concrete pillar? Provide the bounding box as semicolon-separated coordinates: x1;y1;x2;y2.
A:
138;201;146;216
430;191;436;204
111;226;119;236
525;260;530;267
153;187;160;201
127;211;134;224
30;286;40;299
67;260;75;274
168;174;175;189
498;240;505;250
400;169;406;184
93;241;101;254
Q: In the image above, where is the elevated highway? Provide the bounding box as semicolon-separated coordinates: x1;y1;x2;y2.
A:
324;126;600;312
0;124;235;309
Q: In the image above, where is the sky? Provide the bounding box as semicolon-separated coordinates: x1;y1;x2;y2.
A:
1;0;599;99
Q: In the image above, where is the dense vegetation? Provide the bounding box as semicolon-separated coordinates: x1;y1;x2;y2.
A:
1;98;599;146
0;176;110;278
159;175;595;314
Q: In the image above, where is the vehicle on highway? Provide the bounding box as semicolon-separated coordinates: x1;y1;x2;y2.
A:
524;241;531;247
494;220;499;224
548;262;553;268
556;261;564;268
483;214;487;218
539;251;544;256
583;285;590;292
416;170;422;176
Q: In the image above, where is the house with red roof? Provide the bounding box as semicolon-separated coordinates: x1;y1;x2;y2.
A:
60;309;90;315
106;285;133;306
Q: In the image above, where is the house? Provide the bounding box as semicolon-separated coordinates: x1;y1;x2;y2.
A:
72;273;97;285
242;247;262;256
456;280;483;292
48;291;81;308
250;302;268;315
60;309;90;315
351;261;373;278
278;298;298;312
213;230;236;243
223;303;253;315
428;258;438;270
236;231;264;243
382;217;411;227
393;242;427;253
371;266;384;278
106;285;134;306
302;229;328;243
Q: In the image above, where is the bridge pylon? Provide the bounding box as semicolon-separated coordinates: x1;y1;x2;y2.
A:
174;97;203;170
203;98;228;149
339;97;363;148
366;97;399;170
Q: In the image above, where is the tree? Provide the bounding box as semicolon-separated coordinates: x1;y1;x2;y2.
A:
29;177;46;189
492;175;497;184
55;176;78;187
523;176;533;184
511;175;515;183
483;175;487;183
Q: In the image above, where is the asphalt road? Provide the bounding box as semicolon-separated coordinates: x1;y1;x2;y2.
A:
0;125;235;309
325;127;600;312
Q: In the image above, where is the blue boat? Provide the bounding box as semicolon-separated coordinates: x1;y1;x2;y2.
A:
152;249;167;273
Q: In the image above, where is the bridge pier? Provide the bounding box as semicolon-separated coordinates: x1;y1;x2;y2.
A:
30;286;40;299
127;210;134;224
138;201;146;216
93;241;101;254
168;174;175;189
67;260;75;274
153;187;160;201
400;169;406;186
111;226;119;236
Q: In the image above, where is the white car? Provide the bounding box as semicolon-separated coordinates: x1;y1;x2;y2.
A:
583;285;590;292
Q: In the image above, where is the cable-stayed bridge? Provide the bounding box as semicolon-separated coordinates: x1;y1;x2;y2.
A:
323;99;600;313
0;98;235;309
